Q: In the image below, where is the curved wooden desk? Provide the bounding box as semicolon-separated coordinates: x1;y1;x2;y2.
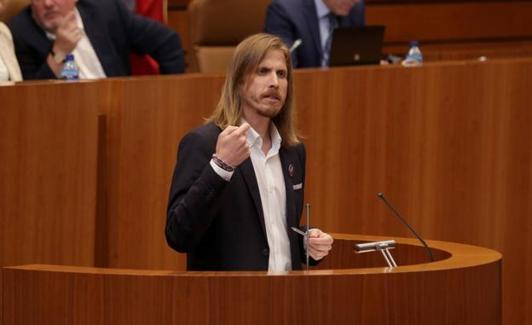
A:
1;234;500;325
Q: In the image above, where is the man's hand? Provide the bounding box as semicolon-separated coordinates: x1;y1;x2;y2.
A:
215;123;251;167
52;11;82;57
307;228;333;260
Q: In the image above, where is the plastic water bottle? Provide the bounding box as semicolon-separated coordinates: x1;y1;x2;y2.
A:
60;54;80;80
402;41;423;67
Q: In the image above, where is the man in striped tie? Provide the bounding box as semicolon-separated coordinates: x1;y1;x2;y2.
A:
265;0;365;68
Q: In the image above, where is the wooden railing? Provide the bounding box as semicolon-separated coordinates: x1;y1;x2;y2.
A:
1;234;501;325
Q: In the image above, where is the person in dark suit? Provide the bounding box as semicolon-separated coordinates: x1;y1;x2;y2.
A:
8;0;184;80
264;0;365;68
166;33;333;271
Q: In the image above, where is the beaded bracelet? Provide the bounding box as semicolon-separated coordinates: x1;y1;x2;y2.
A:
211;154;235;172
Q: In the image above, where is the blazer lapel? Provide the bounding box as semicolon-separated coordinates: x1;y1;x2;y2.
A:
77;3;116;76
280;150;297;228
26;15;53;59
238;158;267;238
302;0;323;59
280;148;303;269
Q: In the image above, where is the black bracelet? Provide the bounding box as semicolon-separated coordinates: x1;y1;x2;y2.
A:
212;154;235;172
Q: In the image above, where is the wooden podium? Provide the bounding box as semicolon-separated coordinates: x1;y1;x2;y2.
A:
1;234;501;325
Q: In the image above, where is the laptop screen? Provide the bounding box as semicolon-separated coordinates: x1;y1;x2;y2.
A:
329;25;386;67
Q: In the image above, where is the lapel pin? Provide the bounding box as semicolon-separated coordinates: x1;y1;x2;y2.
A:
288;164;295;177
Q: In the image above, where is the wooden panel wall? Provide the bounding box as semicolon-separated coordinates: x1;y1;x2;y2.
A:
98;59;531;324
167;0;189;8
1;58;531;324
296;59;531;324
0;82;101;267
366;1;532;43
101;76;224;270
367;1;532;58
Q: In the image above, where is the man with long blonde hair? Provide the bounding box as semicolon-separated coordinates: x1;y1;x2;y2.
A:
166;33;332;271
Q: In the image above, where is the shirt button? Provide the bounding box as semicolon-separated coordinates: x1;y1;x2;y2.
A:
262;248;269;256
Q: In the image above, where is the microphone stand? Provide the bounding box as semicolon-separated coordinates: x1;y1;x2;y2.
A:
378;193;434;262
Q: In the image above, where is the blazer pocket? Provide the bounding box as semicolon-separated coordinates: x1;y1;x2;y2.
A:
292;183;303;190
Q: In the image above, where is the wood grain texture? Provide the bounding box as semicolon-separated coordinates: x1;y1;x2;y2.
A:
166;10;194;71
294;59;532;324
97;59;530;323
167;0;190;9
101;75;224;270
1;235;501;325
0;59;530;324
0;269;2;324
0;81;100;267
383;40;532;61
296;59;532;246
366;2;532;43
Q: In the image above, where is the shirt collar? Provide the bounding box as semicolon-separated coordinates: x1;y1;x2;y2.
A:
314;0;331;19
242;119;283;154
45;8;84;40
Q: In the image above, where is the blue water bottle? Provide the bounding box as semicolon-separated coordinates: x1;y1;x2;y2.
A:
60;54;80;80
402;41;423;66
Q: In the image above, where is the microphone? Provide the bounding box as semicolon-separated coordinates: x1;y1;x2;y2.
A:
377;192;434;262
289;39;302;53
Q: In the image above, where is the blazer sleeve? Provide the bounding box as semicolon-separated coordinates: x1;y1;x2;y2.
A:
114;0;185;74
264;1;299;67
165;130;228;253
13;40;55;80
7;12;57;80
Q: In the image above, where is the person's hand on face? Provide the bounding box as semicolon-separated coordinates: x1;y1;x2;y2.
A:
52;10;82;56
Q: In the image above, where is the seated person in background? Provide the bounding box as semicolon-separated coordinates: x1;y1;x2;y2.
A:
8;0;185;80
265;0;365;68
166;33;333;271
0;0;22;82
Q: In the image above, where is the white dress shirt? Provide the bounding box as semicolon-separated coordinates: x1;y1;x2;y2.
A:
248;125;292;272
46;9;106;79
210;123;292;272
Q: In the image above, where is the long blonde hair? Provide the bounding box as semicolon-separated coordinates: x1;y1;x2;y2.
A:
208;33;299;147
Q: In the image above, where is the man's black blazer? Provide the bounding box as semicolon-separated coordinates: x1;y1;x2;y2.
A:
264;0;365;68
166;122;307;271
8;0;185;80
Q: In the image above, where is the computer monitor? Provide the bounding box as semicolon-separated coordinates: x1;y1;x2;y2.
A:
329;25;386;67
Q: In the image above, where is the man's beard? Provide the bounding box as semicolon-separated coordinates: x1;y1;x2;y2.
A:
257;105;281;118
